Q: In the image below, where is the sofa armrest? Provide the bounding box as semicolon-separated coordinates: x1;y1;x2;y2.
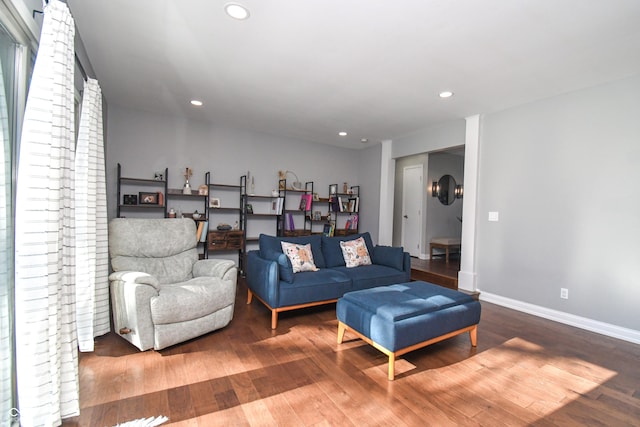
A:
246;250;280;307
402;251;411;281
193;259;237;282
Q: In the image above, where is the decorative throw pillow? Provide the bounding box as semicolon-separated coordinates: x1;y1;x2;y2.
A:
281;242;319;273
340;237;372;268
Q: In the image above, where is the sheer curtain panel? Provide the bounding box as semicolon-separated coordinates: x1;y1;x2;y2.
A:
75;78;109;352
0;30;15;426
14;0;79;425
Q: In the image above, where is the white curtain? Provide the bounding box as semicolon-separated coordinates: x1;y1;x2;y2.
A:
0;37;14;425
14;0;79;425
75;78;109;352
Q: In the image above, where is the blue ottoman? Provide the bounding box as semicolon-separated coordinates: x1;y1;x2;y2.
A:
336;281;481;380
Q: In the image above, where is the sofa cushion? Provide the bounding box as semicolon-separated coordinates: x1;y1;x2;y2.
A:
262;248;294;283
371;245;404;271
259;234;326;268
278;269;352;307
281;242;319;273
332;264;408;291
340;237;372;268
322;232;375;268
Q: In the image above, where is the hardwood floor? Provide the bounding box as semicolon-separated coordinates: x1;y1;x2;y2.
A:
64;278;640;426
411;256;460;290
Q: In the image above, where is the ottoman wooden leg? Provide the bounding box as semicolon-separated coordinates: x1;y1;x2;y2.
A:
388;353;396;381
337;321;346;344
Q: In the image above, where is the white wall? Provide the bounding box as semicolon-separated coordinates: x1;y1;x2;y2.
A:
476;74;640;332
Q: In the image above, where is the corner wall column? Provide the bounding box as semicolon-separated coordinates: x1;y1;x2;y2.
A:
378;140;394;246
458;115;480;291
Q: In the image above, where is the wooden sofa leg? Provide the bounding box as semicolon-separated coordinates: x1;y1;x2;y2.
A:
247;289;253;304
271;310;278;329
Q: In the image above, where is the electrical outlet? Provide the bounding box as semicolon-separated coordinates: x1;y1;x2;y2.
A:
560;288;569;299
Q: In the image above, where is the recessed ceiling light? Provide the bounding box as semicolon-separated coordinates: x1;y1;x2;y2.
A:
225;3;250;20
338;131;348;136
360;138;369;143
439;91;454;98
190;100;203;106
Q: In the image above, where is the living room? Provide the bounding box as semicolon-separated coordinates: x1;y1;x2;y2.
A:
2;0;639;425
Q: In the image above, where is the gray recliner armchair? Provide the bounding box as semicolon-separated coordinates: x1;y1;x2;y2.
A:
108;218;237;351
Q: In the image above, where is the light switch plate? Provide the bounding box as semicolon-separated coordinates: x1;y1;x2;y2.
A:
488;211;499;222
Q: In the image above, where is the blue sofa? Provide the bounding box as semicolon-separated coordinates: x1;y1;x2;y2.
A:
246;232;411;328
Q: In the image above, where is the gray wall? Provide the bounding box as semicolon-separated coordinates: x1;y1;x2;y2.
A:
476;74;640;331
427;152;464;248
392;120;465;159
391;121;466;254
356;143;382;243
105;104;375;237
392;154;428;250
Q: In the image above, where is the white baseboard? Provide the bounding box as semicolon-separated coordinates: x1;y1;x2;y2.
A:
479;291;640;345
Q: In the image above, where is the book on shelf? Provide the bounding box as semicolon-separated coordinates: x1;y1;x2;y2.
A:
286;213;295;231
322;222;335;237
345;219;352;230
196;221;205;241
347;196;359;213
270;197;284;215
199;221;209;242
330;196;340;212
352;214;358;229
299;193;312;211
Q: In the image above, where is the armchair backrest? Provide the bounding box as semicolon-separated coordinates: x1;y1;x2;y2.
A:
109;218;199;284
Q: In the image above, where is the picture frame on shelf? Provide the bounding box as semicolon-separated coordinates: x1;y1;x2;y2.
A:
312;192;320;201
246;203;253;214
123;194;137;205
329;184;337;195
209;197;221;208
139;192;159;204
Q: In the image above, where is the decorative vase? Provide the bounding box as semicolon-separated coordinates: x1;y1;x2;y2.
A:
183;180;191;195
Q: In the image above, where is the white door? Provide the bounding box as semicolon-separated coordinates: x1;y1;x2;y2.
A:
401;165;423;257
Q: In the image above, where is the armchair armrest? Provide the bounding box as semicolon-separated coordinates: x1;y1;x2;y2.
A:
246;250;279;307
108;270;160;290
108;270;160;351
193;259;237;282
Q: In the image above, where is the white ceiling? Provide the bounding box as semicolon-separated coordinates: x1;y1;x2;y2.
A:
66;0;640;149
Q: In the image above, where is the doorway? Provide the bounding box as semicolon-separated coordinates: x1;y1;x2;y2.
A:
401;165;423;257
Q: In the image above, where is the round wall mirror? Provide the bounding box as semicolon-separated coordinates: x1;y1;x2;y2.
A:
437;174;457;205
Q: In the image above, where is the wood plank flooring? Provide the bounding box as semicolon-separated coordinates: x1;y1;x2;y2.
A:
64;278;640;426
411;256;460;290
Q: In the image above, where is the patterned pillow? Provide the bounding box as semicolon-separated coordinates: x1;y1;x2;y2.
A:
281;242;319;273
340;237;372;268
